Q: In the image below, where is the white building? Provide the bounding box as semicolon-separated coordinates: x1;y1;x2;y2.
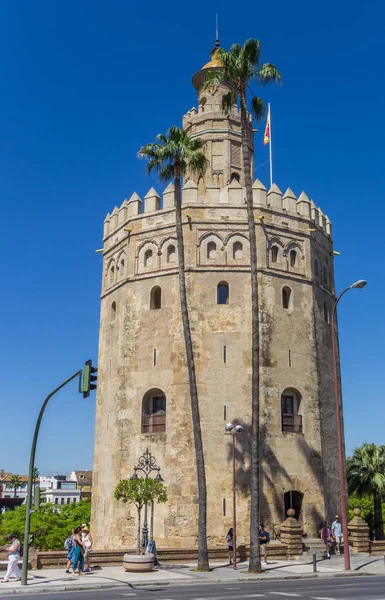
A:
39;475;80;505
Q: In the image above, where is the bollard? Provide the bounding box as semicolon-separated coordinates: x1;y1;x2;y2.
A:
313;551;317;572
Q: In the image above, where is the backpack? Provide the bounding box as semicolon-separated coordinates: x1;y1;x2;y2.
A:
64;537;73;551
19;543;23;558
265;531;270;543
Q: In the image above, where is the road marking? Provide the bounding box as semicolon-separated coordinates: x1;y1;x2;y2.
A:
120;595;137;597
269;594;301;598
311;597;340;600
193;596;265;600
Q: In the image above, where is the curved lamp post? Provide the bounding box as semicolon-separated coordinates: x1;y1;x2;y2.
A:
331;279;367;571
225;422;244;569
132;448;163;550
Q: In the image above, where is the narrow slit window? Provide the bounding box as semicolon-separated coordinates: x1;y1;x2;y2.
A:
167;245;176;263
223;346;227;363
150;286;162;310
111;301;116;322
144;249;153;267
323;301;329;323
217;282;229;305
223;498;226;516
289;349;292;367
207;241;217;259
153;348;157;366
282;286;291;309
224;405;227;421
290;250;297;268
271;246;278;263
233;241;243;259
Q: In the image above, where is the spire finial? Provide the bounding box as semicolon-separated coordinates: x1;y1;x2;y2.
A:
216;14;219;46
210;14;220;55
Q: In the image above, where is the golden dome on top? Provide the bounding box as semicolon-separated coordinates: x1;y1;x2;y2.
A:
202;54;223;70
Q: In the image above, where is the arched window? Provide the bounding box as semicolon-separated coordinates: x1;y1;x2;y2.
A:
290;250;297;268
217;282;229;305
314;260;320;279
230;172;240;183
233;241;243;259
150;286;162;310
271;246;279;263
282;286;291;309
109;264;115;285
281;388;302;433
323;265;328;286
167;245;176;263
142;388;166;433
119;258;125;277
207;241;217;259
144;249;153;268
111;301;116;322
323;301;329;323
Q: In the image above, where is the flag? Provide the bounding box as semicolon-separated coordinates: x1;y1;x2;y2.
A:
263;110;270;145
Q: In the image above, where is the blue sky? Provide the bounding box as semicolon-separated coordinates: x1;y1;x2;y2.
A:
1;0;383;475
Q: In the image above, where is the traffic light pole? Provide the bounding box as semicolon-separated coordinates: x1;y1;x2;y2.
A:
21;369;83;586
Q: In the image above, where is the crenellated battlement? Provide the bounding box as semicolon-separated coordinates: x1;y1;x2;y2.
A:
103;179;332;242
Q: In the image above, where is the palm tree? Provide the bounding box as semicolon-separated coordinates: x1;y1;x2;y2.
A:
347;443;385;540
202;39;281;573
139;126;209;570
9;474;22;498
32;467;40;502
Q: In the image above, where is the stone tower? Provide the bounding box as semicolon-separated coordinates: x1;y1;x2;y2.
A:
91;47;340;550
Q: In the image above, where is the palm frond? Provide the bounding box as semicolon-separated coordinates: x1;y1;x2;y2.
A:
243;39;261;67
257;63;282;86
222;90;237;114
201;69;225;91
250;96;267;121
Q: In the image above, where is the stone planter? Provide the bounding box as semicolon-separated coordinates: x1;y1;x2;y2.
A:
123;553;154;572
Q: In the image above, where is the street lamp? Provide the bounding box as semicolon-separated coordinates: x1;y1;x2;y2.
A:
331;279;367;571
132;448;163;550
225;422;244;570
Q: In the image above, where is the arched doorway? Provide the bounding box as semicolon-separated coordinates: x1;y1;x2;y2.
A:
284;490;303;522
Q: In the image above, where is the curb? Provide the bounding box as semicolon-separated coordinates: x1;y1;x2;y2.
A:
0;571;379;596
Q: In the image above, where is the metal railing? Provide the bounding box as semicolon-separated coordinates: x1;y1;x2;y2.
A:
282;413;303;433
142;413;166;434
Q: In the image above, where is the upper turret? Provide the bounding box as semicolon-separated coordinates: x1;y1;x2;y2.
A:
183;43;254;193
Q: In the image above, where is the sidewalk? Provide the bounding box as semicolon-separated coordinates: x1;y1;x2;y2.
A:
0;553;384;596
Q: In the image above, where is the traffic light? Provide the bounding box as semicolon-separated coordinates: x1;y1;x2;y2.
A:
83;359;98;398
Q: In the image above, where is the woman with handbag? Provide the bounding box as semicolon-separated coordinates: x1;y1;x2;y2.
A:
70;527;85;575
81;525;93;573
320;520;331;559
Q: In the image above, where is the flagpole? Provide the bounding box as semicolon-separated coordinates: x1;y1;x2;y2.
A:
268;103;273;188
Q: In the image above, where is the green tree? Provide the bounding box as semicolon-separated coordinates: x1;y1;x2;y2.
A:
347;443;385;540
139;127;209;570
114;478;167;555
0;500;91;550
202;39;281;573
9;475;22;498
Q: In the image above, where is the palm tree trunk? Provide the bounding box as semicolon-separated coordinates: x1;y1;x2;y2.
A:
373;491;384;540
174;169;209;571
239;85;261;573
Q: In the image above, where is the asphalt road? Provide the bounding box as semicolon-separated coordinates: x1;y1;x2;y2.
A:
3;576;385;600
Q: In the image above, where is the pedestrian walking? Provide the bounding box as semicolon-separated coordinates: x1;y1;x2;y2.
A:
70;527;85;575
64;529;76;574
331;515;343;554
226;528;233;565
259;524;270;565
320;520;331;558
1;534;22;583
81;524;93;572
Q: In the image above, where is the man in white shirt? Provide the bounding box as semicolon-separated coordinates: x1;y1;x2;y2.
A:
331;515;343;555
1;534;22;583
